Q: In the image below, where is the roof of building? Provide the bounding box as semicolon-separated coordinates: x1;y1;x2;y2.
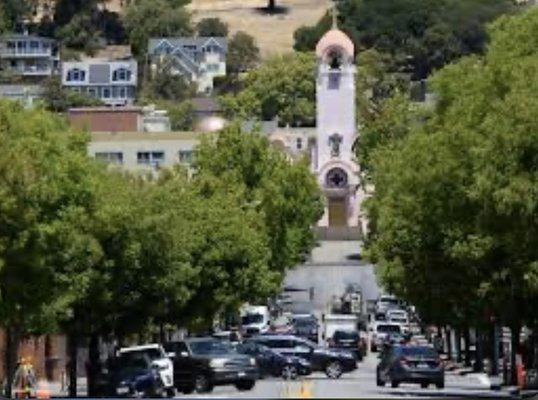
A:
191;97;221;113
69;106;143;113
81;45;133;61
90;131;204;141
148;37;227;54
315;29;354;58
0;84;43;95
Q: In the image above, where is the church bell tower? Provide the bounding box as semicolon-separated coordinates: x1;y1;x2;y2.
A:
313;21;362;230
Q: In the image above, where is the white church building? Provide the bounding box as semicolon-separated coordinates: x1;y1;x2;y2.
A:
311;28;363;231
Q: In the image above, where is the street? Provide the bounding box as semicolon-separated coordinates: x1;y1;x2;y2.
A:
179;352;510;399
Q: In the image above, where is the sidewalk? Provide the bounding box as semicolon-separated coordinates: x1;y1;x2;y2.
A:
47;377;87;397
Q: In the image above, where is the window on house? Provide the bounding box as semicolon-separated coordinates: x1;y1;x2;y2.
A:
183;45;197;51
112;68;132;81
88;88;97;98
66;68;86;82
296;137;303;150
137;151;165;168
328;73;340;90
178;150;193;164
95;152;123;164
103;88;111;98
118;87;127;98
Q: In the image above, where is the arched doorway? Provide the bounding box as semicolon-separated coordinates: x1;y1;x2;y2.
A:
325;168;349;227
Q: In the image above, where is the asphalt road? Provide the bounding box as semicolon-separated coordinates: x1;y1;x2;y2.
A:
179;352;513;399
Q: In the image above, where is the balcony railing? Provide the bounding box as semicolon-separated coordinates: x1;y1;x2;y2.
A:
0;48;56;57
9;65;52;75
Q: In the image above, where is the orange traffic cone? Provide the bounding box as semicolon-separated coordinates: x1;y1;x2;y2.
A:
36;381;51;400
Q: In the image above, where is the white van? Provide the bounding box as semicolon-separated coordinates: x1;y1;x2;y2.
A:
240;305;270;335
118;344;175;396
386;309;410;333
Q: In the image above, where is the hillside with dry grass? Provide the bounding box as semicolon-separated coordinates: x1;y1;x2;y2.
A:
188;0;331;57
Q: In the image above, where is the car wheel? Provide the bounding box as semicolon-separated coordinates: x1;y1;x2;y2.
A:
391;380;399;388
166;387;176;397
421;382;428;389
436;380;445;389
325;361;343;379
376;368;385;387
194;374;213;393
180;386;194;395
281;364;299;380
235;380;256;391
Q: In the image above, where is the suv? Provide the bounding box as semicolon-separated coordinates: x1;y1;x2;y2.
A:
292;315;318;343
164;338;258;394
251;335;356;379
377;345;444;388
117;344;175;397
329;330;366;361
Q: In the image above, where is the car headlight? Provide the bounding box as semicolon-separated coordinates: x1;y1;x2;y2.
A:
250;357;256;366
209;358;227;368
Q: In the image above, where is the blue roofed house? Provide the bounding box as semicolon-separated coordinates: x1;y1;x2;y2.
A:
62;58;138;106
148;37;227;94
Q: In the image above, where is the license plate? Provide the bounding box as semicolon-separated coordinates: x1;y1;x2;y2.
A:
417;363;428;369
117;386;129;395
238;371;246;377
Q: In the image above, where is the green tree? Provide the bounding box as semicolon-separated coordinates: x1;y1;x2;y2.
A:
194;124;323;275
142;63;196;102
123;0;192;57
56;12;104;54
227;31;260;74
196;17;228;37
364;6;538;380
41;76;103;112
220;52;315;126
0;101;101;397
294;0;514;79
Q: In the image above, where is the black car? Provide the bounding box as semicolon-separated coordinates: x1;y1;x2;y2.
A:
251;335;356;379
107;354;165;397
164;338;259;394
329;330;366;361
237;341;312;380
292;316;319;343
377;345;444;389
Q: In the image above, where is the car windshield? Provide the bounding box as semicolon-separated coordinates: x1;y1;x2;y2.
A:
334;331;359;340
377;325;401;333
398;346;437;358
122;348;164;361
390;317;407;323
117;354;151;371
380;297;398;305
189;340;233;355
242;314;264;324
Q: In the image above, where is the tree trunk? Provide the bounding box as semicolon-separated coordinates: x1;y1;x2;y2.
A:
475;329;484;372
87;334;100;397
446;326;452;360
4;326;19;398
267;0;276;10
464;328;472;367
455;328;462;363
68;333;78;398
510;324;521;386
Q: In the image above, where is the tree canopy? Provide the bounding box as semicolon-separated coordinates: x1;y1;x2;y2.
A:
364;7;538;332
196;17;229;37
295;0;515;80
220;52;316;126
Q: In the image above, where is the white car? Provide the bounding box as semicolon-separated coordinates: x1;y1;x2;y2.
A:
375;295;400;315
118;344;175;397
386;310;410;333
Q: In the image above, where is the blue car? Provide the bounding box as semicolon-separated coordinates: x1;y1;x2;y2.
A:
109;354;165;397
237;341;312;380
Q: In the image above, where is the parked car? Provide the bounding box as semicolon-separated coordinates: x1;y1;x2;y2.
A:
251;335;356;379
376;345;444;389
328;330;366;361
370;323;402;352
237;341;311;380
292;315;319;343
117;344;175;397
164;338;258;394
108;353;165;397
